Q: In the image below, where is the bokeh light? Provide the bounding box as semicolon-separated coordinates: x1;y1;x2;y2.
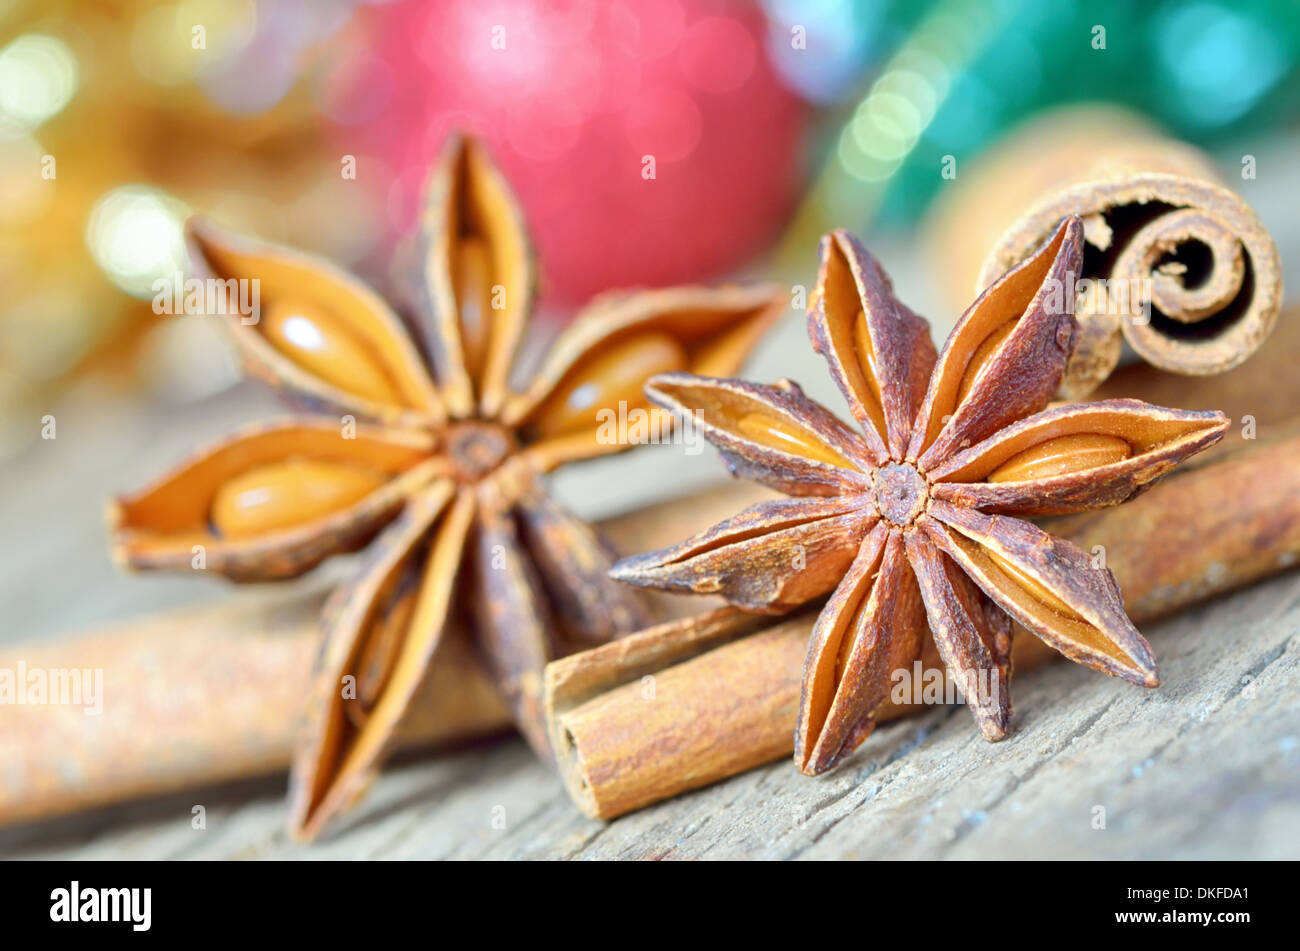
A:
0;135;53;224
85;186;190;298
0;34;79;130
130;0;258;87
761;0;886;104
835;0;990;187
1156;2;1286;127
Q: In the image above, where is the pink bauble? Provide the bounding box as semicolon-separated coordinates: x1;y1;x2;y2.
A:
325;0;809;308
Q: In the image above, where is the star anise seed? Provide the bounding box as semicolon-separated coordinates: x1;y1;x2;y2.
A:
110;134;784;836
612;216;1229;775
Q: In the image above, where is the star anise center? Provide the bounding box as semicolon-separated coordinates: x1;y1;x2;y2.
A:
873;462;928;526
444;421;516;482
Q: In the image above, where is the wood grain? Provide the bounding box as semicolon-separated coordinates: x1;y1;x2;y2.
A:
3;567;1295;859
546;432;1300;819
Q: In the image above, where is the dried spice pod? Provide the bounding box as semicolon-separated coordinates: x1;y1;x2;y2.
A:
186;219;443;428
501;284;788;470
925;106;1282;398
610;495;875;613
109;132;786;840
927;399;1229;515
411;135;535;419
6;412;1298;829
291;486;472;836
614;217;1229;776
514;487;647;646
110;420;439;580
553;424;1300;820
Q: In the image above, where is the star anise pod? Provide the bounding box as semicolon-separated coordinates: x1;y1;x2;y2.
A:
110;134;783;836
612;216;1229;775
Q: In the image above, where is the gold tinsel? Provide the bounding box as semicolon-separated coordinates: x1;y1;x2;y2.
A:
0;0;381;455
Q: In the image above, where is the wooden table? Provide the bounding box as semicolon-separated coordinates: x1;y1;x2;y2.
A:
2;311;1298;859
2;566;1296;859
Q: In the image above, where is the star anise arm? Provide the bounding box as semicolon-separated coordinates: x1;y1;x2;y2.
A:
796;526;927;775
186;218;444;428
469;489;559;757
514;486;651;645
410;134;535;419
109;419;442;581
497;285;786;472
289;482;473;840
928;400;1229;515
907;215;1084;469
808;229;936;459
637;373;876;496
611;495;877;612
905;527;1013;740
924;500;1158;686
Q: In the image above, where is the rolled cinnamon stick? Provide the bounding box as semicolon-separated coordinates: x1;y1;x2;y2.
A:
0;590;512;827
1092;302;1300;435
546;430;1300;819
0;501;714;827
925;106;1282;397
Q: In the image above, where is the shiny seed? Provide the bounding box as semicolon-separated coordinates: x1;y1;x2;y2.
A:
355;585;415;709
532;331;688;437
989;433;1132;483
956;319;1016;404
453;237;492;383
736;413;855;469
850;309;888;435
262;298;402;406
851;310;881;398
211;458;386;538
986;548;1082;620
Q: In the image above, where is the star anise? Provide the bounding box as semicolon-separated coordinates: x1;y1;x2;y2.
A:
110;134;783;836
612;216;1229;775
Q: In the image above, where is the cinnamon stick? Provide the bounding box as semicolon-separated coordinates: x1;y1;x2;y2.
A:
0;590;511;827
1092;303;1300;436
0;503;710;827
924;105;1282;396
546;430;1300;819
4;324;1297;827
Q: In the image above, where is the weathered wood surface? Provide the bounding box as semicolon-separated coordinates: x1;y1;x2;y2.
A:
2;277;1298;858
2;565;1296;859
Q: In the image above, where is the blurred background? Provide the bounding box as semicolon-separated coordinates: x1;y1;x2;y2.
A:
2;0;1298;640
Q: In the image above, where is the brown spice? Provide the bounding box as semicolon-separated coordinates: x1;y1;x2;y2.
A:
924;106;1282;398
6;419;1294;829
553;427;1300;819
0;591;510;828
108;133;785;840
612;217;1228;775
